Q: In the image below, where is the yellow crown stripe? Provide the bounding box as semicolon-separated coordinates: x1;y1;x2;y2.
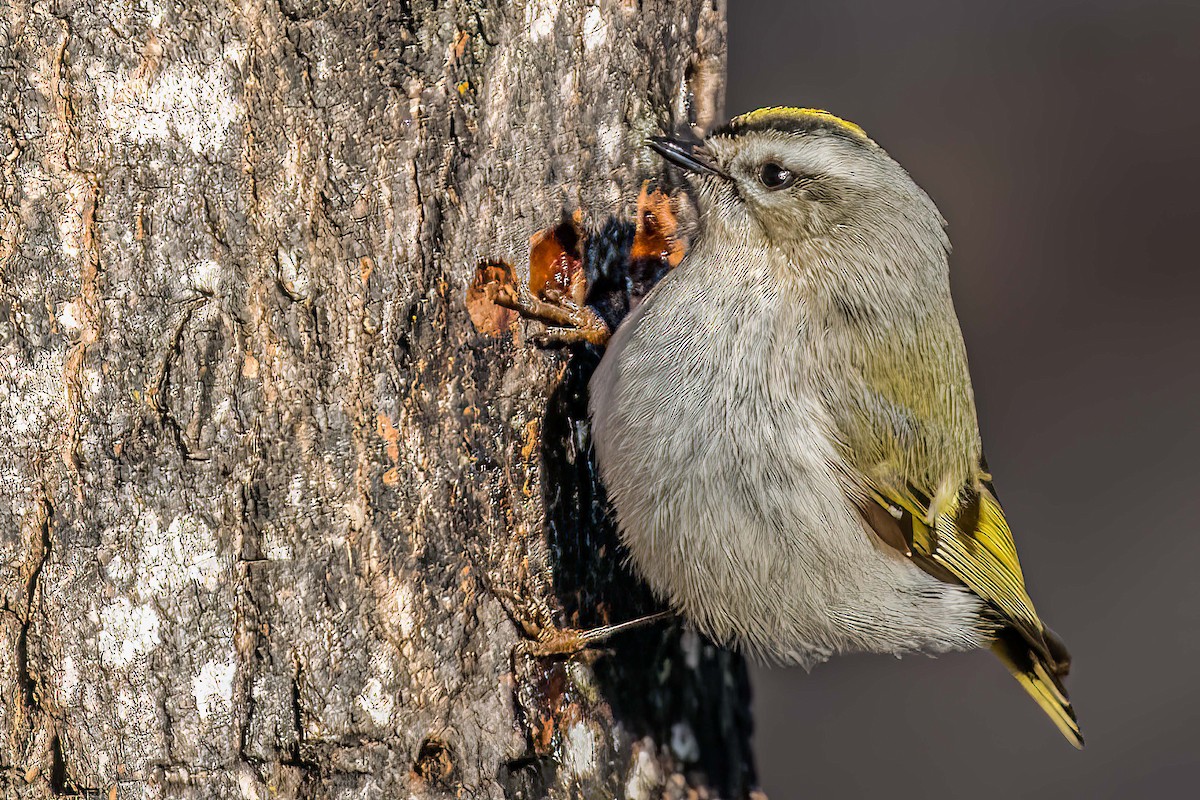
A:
732;107;869;140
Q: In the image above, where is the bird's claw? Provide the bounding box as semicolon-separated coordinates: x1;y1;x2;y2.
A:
493;285;610;347
488;583;674;659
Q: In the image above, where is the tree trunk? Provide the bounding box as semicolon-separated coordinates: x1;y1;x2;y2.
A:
0;0;754;797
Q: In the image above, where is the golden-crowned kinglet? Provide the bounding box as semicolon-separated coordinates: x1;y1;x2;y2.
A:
588;107;1082;748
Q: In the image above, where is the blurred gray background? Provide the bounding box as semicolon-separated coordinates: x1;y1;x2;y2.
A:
726;1;1200;797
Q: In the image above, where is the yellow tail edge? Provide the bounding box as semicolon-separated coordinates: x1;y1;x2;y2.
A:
991;638;1084;749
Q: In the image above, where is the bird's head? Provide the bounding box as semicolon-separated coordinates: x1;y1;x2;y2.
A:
651;107;946;260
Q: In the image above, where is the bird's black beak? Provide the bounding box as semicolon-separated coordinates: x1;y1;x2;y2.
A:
648;135;727;178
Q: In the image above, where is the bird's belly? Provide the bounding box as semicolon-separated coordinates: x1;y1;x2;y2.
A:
589;279;986;665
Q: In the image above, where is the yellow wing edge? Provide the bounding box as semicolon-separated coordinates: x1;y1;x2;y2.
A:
992;632;1084;749
866;479;1083;748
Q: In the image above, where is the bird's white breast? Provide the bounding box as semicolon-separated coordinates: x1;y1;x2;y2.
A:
588;245;987;667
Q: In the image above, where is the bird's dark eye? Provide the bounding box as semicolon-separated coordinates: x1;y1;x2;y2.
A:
758;162;796;190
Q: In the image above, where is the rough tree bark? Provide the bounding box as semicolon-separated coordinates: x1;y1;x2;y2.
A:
0;0;755;798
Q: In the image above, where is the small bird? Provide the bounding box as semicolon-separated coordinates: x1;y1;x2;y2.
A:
588;107;1082;747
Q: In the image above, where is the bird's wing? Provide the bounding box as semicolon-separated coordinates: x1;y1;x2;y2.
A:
855;473;1083;747
864;477;1043;649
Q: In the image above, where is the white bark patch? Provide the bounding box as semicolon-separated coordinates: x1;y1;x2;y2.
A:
97;56;243;156
60;655;79;702
190;258;223;293
237;764;266;800
583;5;607;52
0;348;66;437
262;529;293;561
137;511;226;595
103;507;228;604
83;367;103;398
277;249;311;300
560;70;577;105
597;122;622;161
193;660;236;721
356;676;395;727
0;348;66;507
390;582;417;639
99;598;162;668
140;0;166;28
104;552;131;583
287;472;306;508
624;744;663;800
561;720;598;779
526;0;560;42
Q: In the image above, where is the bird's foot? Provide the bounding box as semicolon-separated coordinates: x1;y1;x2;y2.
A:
494;284;610;347
519;612;675;657
489;584;672;657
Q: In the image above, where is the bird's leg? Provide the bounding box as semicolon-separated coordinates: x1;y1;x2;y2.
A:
493;284;610;347
522;611;676;657
489;584;673;657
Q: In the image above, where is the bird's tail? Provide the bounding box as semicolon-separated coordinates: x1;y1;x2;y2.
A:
990;628;1084;749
